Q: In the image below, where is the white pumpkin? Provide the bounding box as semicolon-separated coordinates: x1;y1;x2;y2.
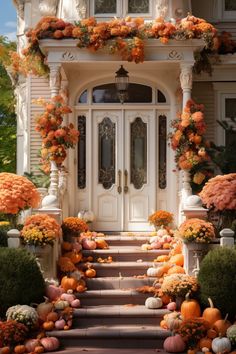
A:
141;243;151;250
212;336;231;354
157;228;168;237
145;297;163;309
150;236;161;244
147;267;160;277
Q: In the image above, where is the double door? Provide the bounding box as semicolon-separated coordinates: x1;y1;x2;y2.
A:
92;109;156;231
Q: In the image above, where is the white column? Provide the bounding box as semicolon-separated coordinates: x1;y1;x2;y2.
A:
46;64;62;204
49;63;62;98
179;62;194;219
180;62;193;107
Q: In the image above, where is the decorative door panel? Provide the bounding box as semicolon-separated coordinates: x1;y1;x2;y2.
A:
124;111;156;231
92;111;123;231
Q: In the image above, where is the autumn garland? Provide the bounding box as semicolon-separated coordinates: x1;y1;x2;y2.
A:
9;14;217;76
34;95;79;173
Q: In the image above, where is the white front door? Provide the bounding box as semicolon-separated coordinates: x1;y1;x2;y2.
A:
92;109;156;231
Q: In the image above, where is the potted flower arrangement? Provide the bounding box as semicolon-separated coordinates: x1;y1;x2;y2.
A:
177;218;215;244
61;217;88;241
161;274;199;307
0;173;40;227
20;213;61;249
148;210;173;230
199;173;236;232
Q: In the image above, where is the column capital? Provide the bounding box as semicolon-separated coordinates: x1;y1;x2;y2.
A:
49;63;62;97
180;62;194;91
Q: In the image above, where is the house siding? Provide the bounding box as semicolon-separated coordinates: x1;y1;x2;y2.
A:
29;76;50;171
192;82;215;142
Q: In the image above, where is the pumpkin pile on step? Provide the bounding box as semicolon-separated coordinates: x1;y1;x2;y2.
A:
161;295;236;354
141;227;174;251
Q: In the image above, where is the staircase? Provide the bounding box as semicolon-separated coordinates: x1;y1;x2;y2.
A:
50;234;171;350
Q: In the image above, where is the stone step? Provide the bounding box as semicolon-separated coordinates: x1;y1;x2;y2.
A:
85;276;156;290
48;324;171;348
78;289;153;306
83;246;169;262
72;305;169;327
90;261;154;277
95;235;154;246
50;348;171;354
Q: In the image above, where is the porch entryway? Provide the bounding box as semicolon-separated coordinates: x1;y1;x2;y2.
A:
91;109;156;231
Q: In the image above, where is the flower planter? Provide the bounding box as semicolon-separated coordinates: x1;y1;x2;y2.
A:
25;244;53;278
183;242;209;276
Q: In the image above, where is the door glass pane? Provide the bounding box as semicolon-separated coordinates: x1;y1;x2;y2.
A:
93;83;152;103
158;115;167;189
128;0;149;13
224;0;236;10
99;117;115;189
94;0;117;14
157;90;167;103
225;98;236;118
78;115;86;189
130;117;147;189
78;90;87;104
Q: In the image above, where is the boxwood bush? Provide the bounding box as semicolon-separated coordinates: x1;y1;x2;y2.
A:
198;247;236;318
0;248;45;316
0;222;11;247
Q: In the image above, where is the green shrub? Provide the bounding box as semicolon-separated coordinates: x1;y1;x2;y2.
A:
0;248;45;316
198;247;236;318
0;222;11;247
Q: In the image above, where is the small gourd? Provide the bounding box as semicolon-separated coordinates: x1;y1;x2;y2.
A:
42;320;55;331
54;299;70;310
14;345;26;354
55;318;66;330
212;335;231;354
165;312;183;331
40;337;60;352
226;325;236;345
145;297;163;309
147;267;161;277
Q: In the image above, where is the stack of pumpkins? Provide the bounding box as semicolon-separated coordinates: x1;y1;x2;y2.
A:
161;295;236;354
141;228;174;251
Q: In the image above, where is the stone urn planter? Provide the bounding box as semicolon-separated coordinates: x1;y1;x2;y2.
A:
183;242;209;276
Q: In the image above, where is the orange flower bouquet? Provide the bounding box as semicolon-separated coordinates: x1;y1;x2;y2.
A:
161;274;199;299
0;173;40;227
21;213;61;246
177;318;209;349
177;218;215;243
62;217;88;238
34;95;79;172
148;210;173;228
199;173;236;230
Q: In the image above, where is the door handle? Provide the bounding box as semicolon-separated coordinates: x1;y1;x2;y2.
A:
124;170;129;194
117;170;122;194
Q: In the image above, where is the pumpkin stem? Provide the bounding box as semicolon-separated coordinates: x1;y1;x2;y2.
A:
208;297;214;308
224;313;229;322
185;292;190;301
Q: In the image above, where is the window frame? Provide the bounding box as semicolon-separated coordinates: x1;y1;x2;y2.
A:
222;0;236;20
90;0;153;19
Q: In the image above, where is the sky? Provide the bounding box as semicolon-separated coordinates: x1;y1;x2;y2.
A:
0;0;17;41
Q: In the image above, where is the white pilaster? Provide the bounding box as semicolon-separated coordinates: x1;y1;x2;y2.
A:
49;63;62;98
180;62;194;107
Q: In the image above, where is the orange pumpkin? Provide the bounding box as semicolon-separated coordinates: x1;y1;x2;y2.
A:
170;242;182;256
76;284;86;293
169;254;184;267
96;239;109;249
1;347;11;354
85;268;96;278
34;346;45;354
14;345;26;354
155;255;169;263
161;263;172;274
46;311;59;322
160;319;168;329
199;337;212;350
61;276;78;291
160;293;171;305
180;293;201;320
42;321;55;331
62;241;73;251
167;265;185;275
213;314;231;336
207;328;218;339
163;243;171;249
202;298;222;326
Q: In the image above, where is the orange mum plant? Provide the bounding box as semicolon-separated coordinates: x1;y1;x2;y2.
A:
34;95;79;172
0;173;40;226
148;210;173;228
8;15;216;76
177;318;209;349
21;213;61;246
62;217;88;237
161;274;199;299
177;218;215;243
